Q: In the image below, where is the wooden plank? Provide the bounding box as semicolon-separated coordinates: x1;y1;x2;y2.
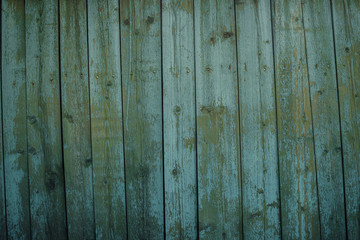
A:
162;0;197;239
59;0;94;239
302;0;346;238
1;0;31;239
25;0;67;238
120;0;164;239
235;0;280;239
0;96;5;237
0;0;6;238
194;0;242;238
272;1;321;239
0;0;6;236
87;0;127;239
331;1;360;239
0;100;5;240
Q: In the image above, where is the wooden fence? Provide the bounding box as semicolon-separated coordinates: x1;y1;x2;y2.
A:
1;0;359;239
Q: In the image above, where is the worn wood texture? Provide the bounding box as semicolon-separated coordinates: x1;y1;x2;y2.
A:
2;0;31;239
120;0;164;239
162;0;197;239
0;0;6;238
59;0;94;239
302;0;346;238
1;1;360;239
332;0;360;239
88;0;127;239
0;95;5;240
0;81;5;238
272;0;321;239
194;0;242;238
235;0;281;239
25;0;67;238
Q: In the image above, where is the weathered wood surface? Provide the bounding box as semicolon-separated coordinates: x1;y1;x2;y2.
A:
0;83;5;238
1;1;359;239
194;0;242;238
0;1;6;239
302;0;346;238
59;0;94;239
0;103;5;240
272;0;321;239
235;0;280;239
332;1;360;239
25;0;67;239
120;0;164;239
162;0;197;239
2;1;31;239
88;0;127;239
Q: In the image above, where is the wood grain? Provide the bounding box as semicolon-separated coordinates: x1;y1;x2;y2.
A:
2;0;31;239
194;0;242;238
0;82;5;239
0;105;5;240
332;0;360;239
162;0;197;239
88;0;127;238
120;0;164;239
0;0;5;238
272;0;321;238
0;2;359;239
302;0;346;238
235;0;281;239
25;0;67;238
59;0;94;238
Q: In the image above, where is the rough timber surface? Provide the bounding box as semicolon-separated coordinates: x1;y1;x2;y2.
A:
0;1;358;239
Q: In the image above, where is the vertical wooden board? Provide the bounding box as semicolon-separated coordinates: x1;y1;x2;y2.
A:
0;92;5;236
235;0;280;239
272;1;321;239
0;102;4;240
1;0;31;239
194;0;242;238
162;0;197;239
120;0;164;239
0;0;6;238
332;1;360;239
59;0;94;239
88;0;127;239
302;0;346;238
25;0;67;238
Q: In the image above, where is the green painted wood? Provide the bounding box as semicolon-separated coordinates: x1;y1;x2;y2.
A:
194;0;242;238
0;97;5;240
1;0;31;239
235;0;281;239
2;2;360;239
88;0;127;239
25;0;67;238
0;97;5;237
120;0;164;239
331;1;360;239
0;0;6;236
59;0;94;239
302;0;346;238
272;0;321;239
162;0;197;239
0;0;6;238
